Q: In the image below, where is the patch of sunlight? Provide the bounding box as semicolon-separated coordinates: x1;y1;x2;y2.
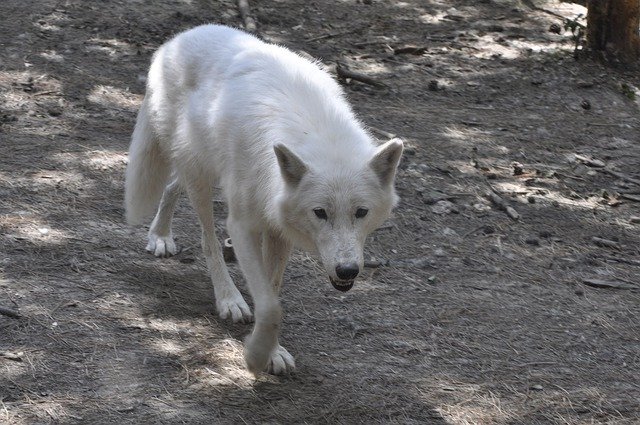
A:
493;181;601;210
418;10;448;24
87;85;142;112
442;126;495;147
86;150;128;171
470;34;573;60
419;377;518;424
196;338;255;388
85;37;137;59
40;50;64;63
1;213;68;243
154;337;183;355
0;71;64;110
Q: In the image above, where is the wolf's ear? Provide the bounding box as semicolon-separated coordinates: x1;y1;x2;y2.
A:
274;144;308;185
369;138;404;186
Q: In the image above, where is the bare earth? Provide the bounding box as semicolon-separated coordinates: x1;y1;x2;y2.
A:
1;1;639;424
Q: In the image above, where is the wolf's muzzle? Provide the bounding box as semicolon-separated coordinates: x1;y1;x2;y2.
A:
330;278;354;292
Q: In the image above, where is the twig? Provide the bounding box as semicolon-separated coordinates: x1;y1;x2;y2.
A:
0;305;21;319
237;0;257;33
393;45;428;55
574;154;605;168
602;256;640;266
521;0;572;21
335;62;386;88
368;126;396;139
306;29;359;42
486;190;519;220
0;351;23;362
364;259;385;268
600;168;640;186
591;236;620;250
461;225;487;239
581;278;637;290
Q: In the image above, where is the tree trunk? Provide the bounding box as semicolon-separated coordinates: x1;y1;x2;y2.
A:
586;0;640;63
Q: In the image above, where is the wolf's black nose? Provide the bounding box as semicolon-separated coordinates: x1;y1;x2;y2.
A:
335;263;359;280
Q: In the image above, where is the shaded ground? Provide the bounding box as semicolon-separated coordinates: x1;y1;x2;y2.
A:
1;0;639;423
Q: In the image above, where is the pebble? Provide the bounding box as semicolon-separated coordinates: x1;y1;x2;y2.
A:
431;200;459;215
525;237;540;246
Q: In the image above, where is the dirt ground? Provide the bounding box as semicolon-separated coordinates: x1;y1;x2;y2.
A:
1;0;639;423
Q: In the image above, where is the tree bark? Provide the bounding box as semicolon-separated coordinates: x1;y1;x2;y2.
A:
586;0;640;63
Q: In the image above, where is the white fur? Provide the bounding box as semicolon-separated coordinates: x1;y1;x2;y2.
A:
124;25;403;375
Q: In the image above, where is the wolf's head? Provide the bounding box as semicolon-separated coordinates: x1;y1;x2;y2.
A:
274;138;403;291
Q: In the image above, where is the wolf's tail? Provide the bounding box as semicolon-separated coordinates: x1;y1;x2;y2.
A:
124;97;171;225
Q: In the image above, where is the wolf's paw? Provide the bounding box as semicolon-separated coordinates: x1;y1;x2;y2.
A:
217;294;253;323
267;345;295;375
146;233;177;257
244;339;295;376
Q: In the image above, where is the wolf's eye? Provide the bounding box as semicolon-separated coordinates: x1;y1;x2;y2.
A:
313;208;328;220
355;208;369;218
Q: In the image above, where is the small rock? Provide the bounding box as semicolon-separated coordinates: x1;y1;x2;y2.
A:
576;80;594;88
539;230;553;238
431;200;459;215
630;216;640;224
529;384;544;391
527;196;536;204
581;99;591;110
512;162;524;176
433;248;446;257
442;227;458;238
473;203;490;212
525;237;540;246
482;225;496;235
548;23;562;34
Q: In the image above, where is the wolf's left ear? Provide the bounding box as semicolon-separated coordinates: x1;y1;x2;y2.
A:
369;138;404;186
274;144;308;185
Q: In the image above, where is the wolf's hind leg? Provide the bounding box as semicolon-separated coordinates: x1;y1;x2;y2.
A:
147;176;180;257
185;180;252;323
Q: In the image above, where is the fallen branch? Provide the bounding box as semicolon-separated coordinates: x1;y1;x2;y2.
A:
364;259;385;268
602;256;640;266
574;154;605;168
591;236;620;250
0;305;21;319
306;29;359;43
237;0;257;33
621;193;640;203
368;126;396;139
600;168;640;186
336;62;386;88
581;278;637;290
486;190;519;220
0;351;23;362
393;45;428;55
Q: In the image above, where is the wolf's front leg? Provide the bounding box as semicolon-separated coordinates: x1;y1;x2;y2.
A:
185;182;252;323
228;220;294;375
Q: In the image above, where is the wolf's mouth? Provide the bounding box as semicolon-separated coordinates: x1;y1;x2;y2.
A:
330;278;354;292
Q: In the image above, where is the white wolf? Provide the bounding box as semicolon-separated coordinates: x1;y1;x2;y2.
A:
125;24;403;375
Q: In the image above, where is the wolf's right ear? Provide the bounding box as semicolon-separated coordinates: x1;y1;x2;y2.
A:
369;138;404;186
274;144;308;185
